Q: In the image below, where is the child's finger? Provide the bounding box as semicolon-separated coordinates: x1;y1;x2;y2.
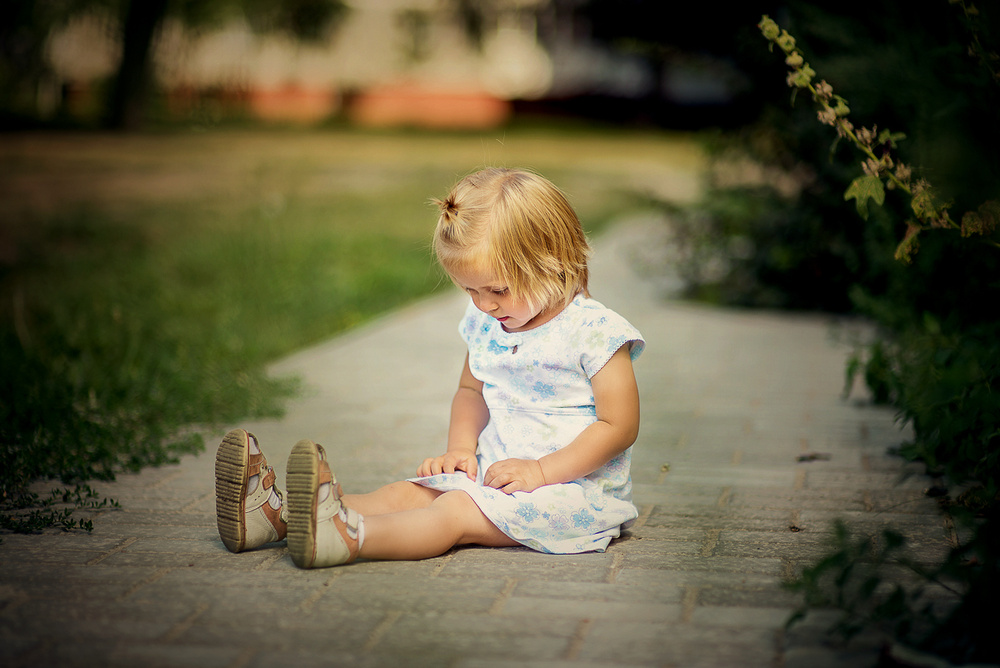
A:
483;466;497;488
496;478;522;494
484;468;511;492
416;458;434;477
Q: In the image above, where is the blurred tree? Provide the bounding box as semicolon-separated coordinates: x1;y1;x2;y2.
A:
0;0;111;124
577;0;782;118
107;0;170;130
109;0;349;129
0;0;348;130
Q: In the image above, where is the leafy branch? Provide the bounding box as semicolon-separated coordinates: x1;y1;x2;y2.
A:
758;14;1000;263
0;484;120;541
784;520;953;644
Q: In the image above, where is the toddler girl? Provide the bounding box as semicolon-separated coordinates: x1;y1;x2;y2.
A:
215;167;644;567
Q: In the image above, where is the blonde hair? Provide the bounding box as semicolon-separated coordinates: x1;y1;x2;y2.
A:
432;168;591;311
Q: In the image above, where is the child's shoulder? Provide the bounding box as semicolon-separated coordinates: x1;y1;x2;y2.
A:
569;295;634;328
568;296;645;363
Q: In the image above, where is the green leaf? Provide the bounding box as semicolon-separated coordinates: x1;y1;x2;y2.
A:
877;129;906;148
844;175;886;219
961;200;1000;237
894;223;921;263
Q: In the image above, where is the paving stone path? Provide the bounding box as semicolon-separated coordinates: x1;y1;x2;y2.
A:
0;220;950;667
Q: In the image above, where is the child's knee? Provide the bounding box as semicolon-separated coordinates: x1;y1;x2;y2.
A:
430;490;481;527
432;490;476;512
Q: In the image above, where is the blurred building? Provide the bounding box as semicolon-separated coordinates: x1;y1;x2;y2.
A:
45;0;740;128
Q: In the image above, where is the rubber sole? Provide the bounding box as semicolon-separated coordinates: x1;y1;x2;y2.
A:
215;429;250;553
286;439;321;569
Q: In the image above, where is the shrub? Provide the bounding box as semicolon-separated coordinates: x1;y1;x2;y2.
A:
669;3;999;663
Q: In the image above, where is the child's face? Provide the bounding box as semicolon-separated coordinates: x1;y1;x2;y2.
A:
450;266;558;333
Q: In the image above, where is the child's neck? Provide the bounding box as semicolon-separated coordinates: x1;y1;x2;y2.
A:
502;300;567;333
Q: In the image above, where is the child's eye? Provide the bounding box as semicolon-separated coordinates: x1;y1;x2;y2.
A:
491;288;508;296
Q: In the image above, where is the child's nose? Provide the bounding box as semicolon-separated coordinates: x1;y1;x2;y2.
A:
474;294;497;313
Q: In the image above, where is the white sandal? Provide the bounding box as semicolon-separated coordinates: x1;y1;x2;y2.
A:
215;429;287;552
286;439;363;568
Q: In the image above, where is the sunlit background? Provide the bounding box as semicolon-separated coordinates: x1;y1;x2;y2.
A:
11;0;762;130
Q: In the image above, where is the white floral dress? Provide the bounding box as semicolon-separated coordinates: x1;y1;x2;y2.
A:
410;294;645;554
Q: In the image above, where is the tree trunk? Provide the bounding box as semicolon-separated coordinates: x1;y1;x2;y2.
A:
105;0;170;130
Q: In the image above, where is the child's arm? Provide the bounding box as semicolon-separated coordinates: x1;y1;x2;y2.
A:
483;345;639;494
416;354;488;481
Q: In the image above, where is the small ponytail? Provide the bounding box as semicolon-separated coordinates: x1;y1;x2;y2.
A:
433;195;462;241
441;195;458;217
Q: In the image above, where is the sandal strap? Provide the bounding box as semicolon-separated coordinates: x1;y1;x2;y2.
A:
335;507;362;564
246;432;270;477
340;507;361;534
260;465;277;490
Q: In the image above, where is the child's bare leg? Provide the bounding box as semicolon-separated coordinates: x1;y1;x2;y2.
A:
285;441;515;568
342;481;440;517
359;490;518;560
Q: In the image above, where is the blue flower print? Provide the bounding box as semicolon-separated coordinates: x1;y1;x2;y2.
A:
526;526;550;541
488;340;509;355
607;335;626;354
515;502;540;523
532;381;556;398
571;508;595;528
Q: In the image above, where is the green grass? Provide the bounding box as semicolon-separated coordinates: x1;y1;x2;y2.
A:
0;125;703;528
1;181;453;496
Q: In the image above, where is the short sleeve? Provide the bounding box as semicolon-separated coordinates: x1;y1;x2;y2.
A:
579;308;645;379
458;298;481;348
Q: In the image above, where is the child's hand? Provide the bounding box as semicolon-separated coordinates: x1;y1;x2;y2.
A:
483;458;546;494
416;452;478;481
